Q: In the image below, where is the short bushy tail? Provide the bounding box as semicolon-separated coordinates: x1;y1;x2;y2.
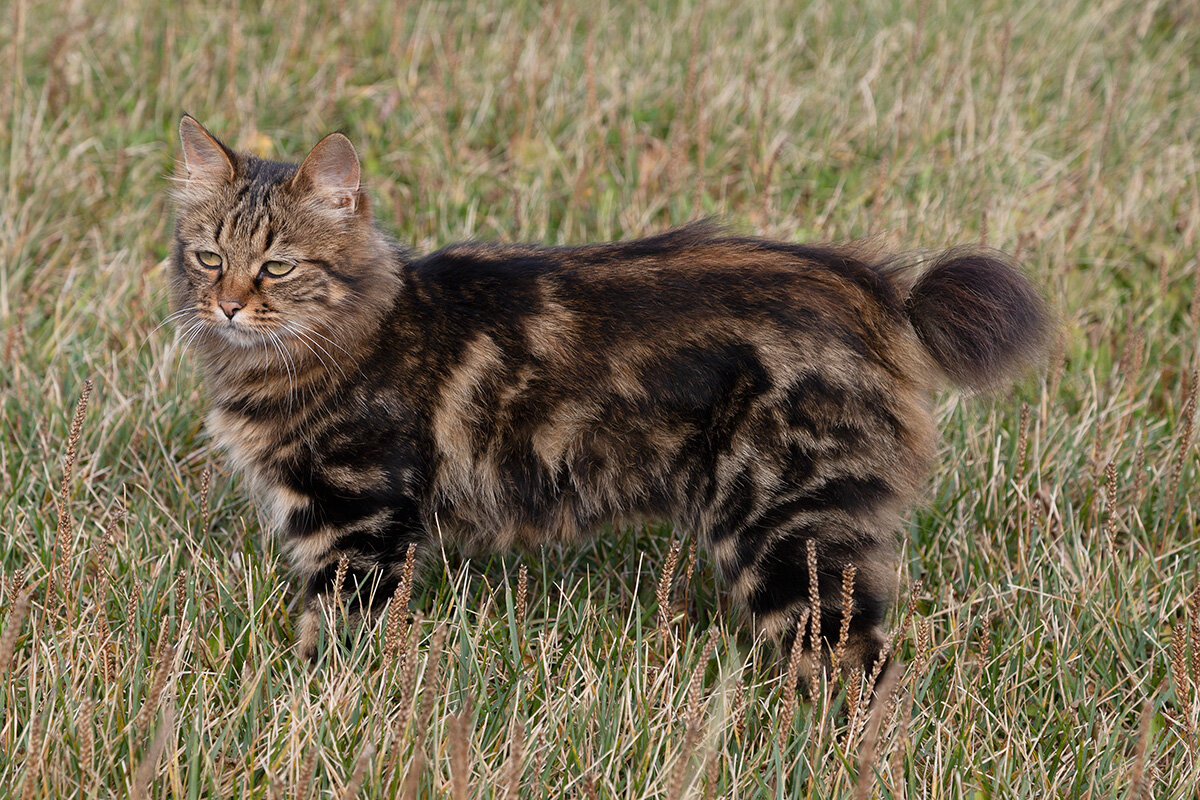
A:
896;249;1051;390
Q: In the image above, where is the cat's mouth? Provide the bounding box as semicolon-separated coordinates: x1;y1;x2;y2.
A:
212;318;275;347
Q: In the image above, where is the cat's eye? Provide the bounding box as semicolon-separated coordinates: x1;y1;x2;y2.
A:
262;260;294;277
196;251;222;268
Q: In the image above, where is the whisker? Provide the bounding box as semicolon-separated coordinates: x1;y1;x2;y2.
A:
288;320;357;361
141;306;204;350
285;323;347;381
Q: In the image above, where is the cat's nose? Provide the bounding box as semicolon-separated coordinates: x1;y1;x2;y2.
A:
218;299;243;319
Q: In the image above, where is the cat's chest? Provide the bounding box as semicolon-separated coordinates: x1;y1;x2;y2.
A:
207;407;309;534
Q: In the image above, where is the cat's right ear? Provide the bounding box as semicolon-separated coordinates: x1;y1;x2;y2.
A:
178;115;235;184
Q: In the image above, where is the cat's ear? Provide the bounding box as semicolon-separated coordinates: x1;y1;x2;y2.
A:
178;115;236;184
292;133;361;213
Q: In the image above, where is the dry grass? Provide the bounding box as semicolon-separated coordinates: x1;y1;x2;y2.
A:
2;0;1200;796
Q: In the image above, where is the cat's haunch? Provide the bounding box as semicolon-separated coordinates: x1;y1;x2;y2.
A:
171;115;1049;670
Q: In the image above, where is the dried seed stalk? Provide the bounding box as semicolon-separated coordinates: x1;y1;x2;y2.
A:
339;744;374;800
806;540;821;656
1015;401;1030;477
383;544;417;667
51;379;93;609
20;709;47;800
1102;461;1118;540
199;463;212;532
686;629;720;726
131;706;173;800
1168;372;1198;505
657;539;682;636
77;699;95;787
731;677;747;742
1133;440;1147;502
133;644;176;738
400;751;424;800
296;742;319;798
1172;621;1191;705
515;562;528;624
780;614;808;732
832;564;857;673
332;556;349;615
683;538;698;608
672;629;713;800
0;589;32;680
914;617;931;675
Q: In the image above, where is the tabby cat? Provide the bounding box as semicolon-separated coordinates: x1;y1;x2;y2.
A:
171;115;1048;671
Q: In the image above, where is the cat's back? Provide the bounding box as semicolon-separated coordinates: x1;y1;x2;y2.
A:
407;222;911;351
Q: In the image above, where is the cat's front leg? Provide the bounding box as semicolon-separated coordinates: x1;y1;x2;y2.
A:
287;510;425;662
295;557;402;662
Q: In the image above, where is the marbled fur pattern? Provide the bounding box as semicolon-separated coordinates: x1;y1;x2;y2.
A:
171;116;1049;670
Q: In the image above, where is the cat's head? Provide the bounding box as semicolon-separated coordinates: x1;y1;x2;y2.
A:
170;115;399;365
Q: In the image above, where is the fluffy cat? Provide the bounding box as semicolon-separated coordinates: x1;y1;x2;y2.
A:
170;115;1048;670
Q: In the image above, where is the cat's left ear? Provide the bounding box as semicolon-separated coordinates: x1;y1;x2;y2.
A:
293;133;361;213
178;114;236;184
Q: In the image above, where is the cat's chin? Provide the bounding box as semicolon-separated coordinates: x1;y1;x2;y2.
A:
213;323;270;349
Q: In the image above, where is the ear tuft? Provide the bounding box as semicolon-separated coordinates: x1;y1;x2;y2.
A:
178;115;235;184
293;133;361;212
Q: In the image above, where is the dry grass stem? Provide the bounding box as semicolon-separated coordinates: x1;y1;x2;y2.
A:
449;698;473;800
400;751;424;800
1129;699;1153;799
854;664;900;800
504;716;525;800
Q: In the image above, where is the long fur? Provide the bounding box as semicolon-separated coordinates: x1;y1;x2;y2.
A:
170;117;1050;670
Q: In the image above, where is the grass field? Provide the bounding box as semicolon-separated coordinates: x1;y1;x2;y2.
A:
2;0;1199;796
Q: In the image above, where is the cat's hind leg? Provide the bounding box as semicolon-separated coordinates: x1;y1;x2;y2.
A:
711;507;899;677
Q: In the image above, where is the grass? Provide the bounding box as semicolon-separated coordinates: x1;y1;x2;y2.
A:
2;0;1199;795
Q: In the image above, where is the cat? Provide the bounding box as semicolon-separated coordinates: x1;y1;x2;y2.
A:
170;114;1049;671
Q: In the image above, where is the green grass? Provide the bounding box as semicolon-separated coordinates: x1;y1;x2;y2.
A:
2;0;1199;796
